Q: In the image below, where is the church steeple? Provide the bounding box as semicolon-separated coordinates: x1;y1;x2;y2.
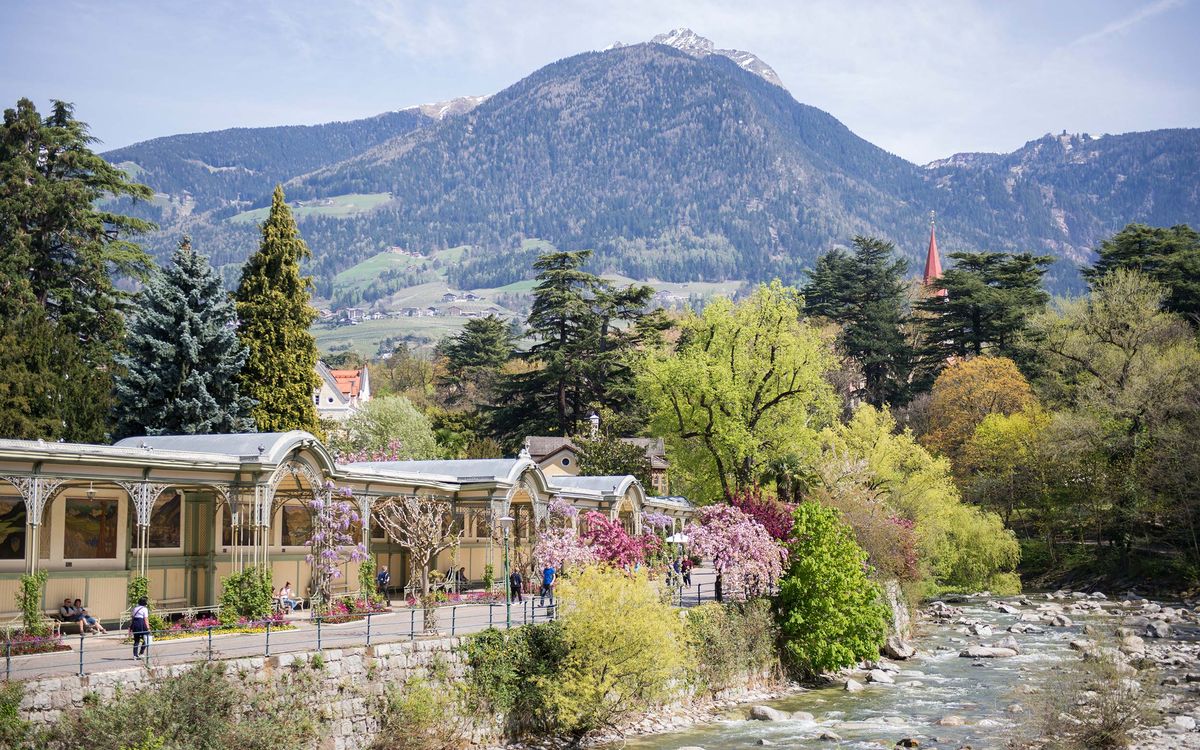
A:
923;211;946;296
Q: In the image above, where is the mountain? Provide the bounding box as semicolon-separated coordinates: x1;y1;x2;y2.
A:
103;31;1200;299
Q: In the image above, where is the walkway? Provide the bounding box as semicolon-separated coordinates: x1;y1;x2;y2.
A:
5;569;722;681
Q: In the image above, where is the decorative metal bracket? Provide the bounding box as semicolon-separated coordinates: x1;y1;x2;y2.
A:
0;475;67;526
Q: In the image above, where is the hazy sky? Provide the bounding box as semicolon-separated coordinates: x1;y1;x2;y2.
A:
3;0;1197;163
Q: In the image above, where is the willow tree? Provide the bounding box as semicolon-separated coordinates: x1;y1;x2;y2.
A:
235;185;321;434
638;281;839;502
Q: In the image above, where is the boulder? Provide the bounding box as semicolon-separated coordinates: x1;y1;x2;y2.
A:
1048;614;1074;627
1090;592;1108;600
937;715;966;726
1171;715;1197;731
1146;621;1171;639
792;711;815;722
844;678;865;692
960;645;1019;658
883;636;917;660
818;733;841;742
895;740;920;749
994;602;1021;615
756;740;774;746
868;669;895;684
1069;639;1096;652
748;706;791;722
995;636;1021;654
967;623;994;637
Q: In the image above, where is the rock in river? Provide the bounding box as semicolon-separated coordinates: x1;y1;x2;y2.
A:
845;678;865;692
883;635;916;660
960;645;1019;658
748;705;791;722
869;669;896;684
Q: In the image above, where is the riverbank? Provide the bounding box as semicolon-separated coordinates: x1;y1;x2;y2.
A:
611;589;1200;749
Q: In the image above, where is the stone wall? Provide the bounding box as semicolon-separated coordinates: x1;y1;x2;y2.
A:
17;637;480;750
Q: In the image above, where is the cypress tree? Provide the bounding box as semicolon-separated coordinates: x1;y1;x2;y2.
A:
0;99;153;441
114;238;255;438
234;186;322;435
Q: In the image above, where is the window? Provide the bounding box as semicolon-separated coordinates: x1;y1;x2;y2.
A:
561;457;571;466
0;497;25;560
146;493;181;548
64;496;118;559
281;504;313;547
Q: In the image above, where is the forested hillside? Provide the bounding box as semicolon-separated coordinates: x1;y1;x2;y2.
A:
102;35;1200;297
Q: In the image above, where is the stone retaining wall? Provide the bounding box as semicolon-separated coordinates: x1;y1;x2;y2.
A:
17;637;477;750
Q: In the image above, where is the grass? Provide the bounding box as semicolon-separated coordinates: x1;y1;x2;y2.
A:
314;317;470;356
334;252;424;287
230;192;391;224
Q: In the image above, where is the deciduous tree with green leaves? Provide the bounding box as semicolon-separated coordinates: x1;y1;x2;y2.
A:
234;185;321;435
0;99;153;441
114;238;255;438
775;501;889;678
639;281;838;502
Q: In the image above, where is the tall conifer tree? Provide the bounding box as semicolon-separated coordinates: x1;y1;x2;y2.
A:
235;186;321;434
114;238;255;438
0;99;153;441
803;236;913;407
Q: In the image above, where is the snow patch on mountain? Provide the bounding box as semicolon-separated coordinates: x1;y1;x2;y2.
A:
404;95;488;120
648;28;785;89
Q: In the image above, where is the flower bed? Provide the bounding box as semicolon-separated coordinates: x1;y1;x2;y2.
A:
1;631;70;655
402;590;504;607
317;596;390;624
142;614;296;642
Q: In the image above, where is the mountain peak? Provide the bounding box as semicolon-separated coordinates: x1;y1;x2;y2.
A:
403;95;488;121
648;28;784;89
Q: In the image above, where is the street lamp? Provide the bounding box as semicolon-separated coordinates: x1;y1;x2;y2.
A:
498;513;515;629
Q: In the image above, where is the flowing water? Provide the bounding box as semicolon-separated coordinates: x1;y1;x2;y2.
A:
621;595;1200;750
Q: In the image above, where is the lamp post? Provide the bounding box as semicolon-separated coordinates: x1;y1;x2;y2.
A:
498;513;515;629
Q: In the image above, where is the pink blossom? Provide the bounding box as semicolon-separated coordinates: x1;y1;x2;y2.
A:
533;528;597;573
686;505;786;600
581;511;644;568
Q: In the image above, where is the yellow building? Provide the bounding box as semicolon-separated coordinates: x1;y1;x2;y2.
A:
0;432;692;624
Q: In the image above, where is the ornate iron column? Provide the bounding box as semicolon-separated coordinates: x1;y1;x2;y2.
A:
1;475;66;574
117;481;168;579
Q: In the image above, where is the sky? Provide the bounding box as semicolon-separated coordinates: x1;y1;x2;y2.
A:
2;0;1197;164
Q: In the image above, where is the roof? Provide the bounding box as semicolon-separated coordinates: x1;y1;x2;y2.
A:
113;431;326;465
923;222;947;296
524;436;577;460
315;362;350;406
329;368;365;399
644;495;693;509
619;437;668;469
551;474;641;496
341;458;526;484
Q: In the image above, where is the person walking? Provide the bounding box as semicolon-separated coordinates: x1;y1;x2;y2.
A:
682;557;693;587
376;566;391;601
130;596;151;660
509;568;523;603
540;565;556;605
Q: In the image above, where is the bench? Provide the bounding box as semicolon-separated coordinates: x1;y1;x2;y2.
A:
0;610;61;637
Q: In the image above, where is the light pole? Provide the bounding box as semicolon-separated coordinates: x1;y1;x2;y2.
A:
498;513;514;629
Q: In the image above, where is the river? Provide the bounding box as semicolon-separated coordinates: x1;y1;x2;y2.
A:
621;593;1200;750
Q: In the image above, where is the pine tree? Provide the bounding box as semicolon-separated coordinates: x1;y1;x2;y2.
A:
489;250;663;446
0;99;153;441
917;251;1051;379
803;236;914;407
435;314;515;407
235;186;321;435
1085;223;1200;325
114;238;255;438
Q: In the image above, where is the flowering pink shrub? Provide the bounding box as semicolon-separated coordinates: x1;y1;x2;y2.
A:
729;487;796;541
581;511;644;568
534;527;597;573
687;505;786;599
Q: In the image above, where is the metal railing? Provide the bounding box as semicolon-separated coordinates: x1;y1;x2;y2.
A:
2;579;759;682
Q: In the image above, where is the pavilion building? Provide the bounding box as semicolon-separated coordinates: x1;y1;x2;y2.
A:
0;431;692;623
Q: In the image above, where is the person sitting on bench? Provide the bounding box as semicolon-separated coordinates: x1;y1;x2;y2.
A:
278;582;301;612
59;598;82;622
72;598;107;634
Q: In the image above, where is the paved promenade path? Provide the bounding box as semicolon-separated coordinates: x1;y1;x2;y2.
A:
7;569;721;681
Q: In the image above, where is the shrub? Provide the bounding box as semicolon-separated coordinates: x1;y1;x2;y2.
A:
548;566;690;740
1019;650;1156;750
373;675;468;750
126;575;151;610
462;623;566;737
775;502;889;678
39;662;318;750
17;571;48;636
685;599;779;692
218;567;273;625
358;556;378;603
0;681;32;749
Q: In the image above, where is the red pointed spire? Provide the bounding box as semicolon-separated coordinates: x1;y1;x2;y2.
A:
923;212;946;296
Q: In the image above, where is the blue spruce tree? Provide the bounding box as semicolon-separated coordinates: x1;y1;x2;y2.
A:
114;238;255;438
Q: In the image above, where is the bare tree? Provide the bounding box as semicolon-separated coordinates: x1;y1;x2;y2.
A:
373;494;462;631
